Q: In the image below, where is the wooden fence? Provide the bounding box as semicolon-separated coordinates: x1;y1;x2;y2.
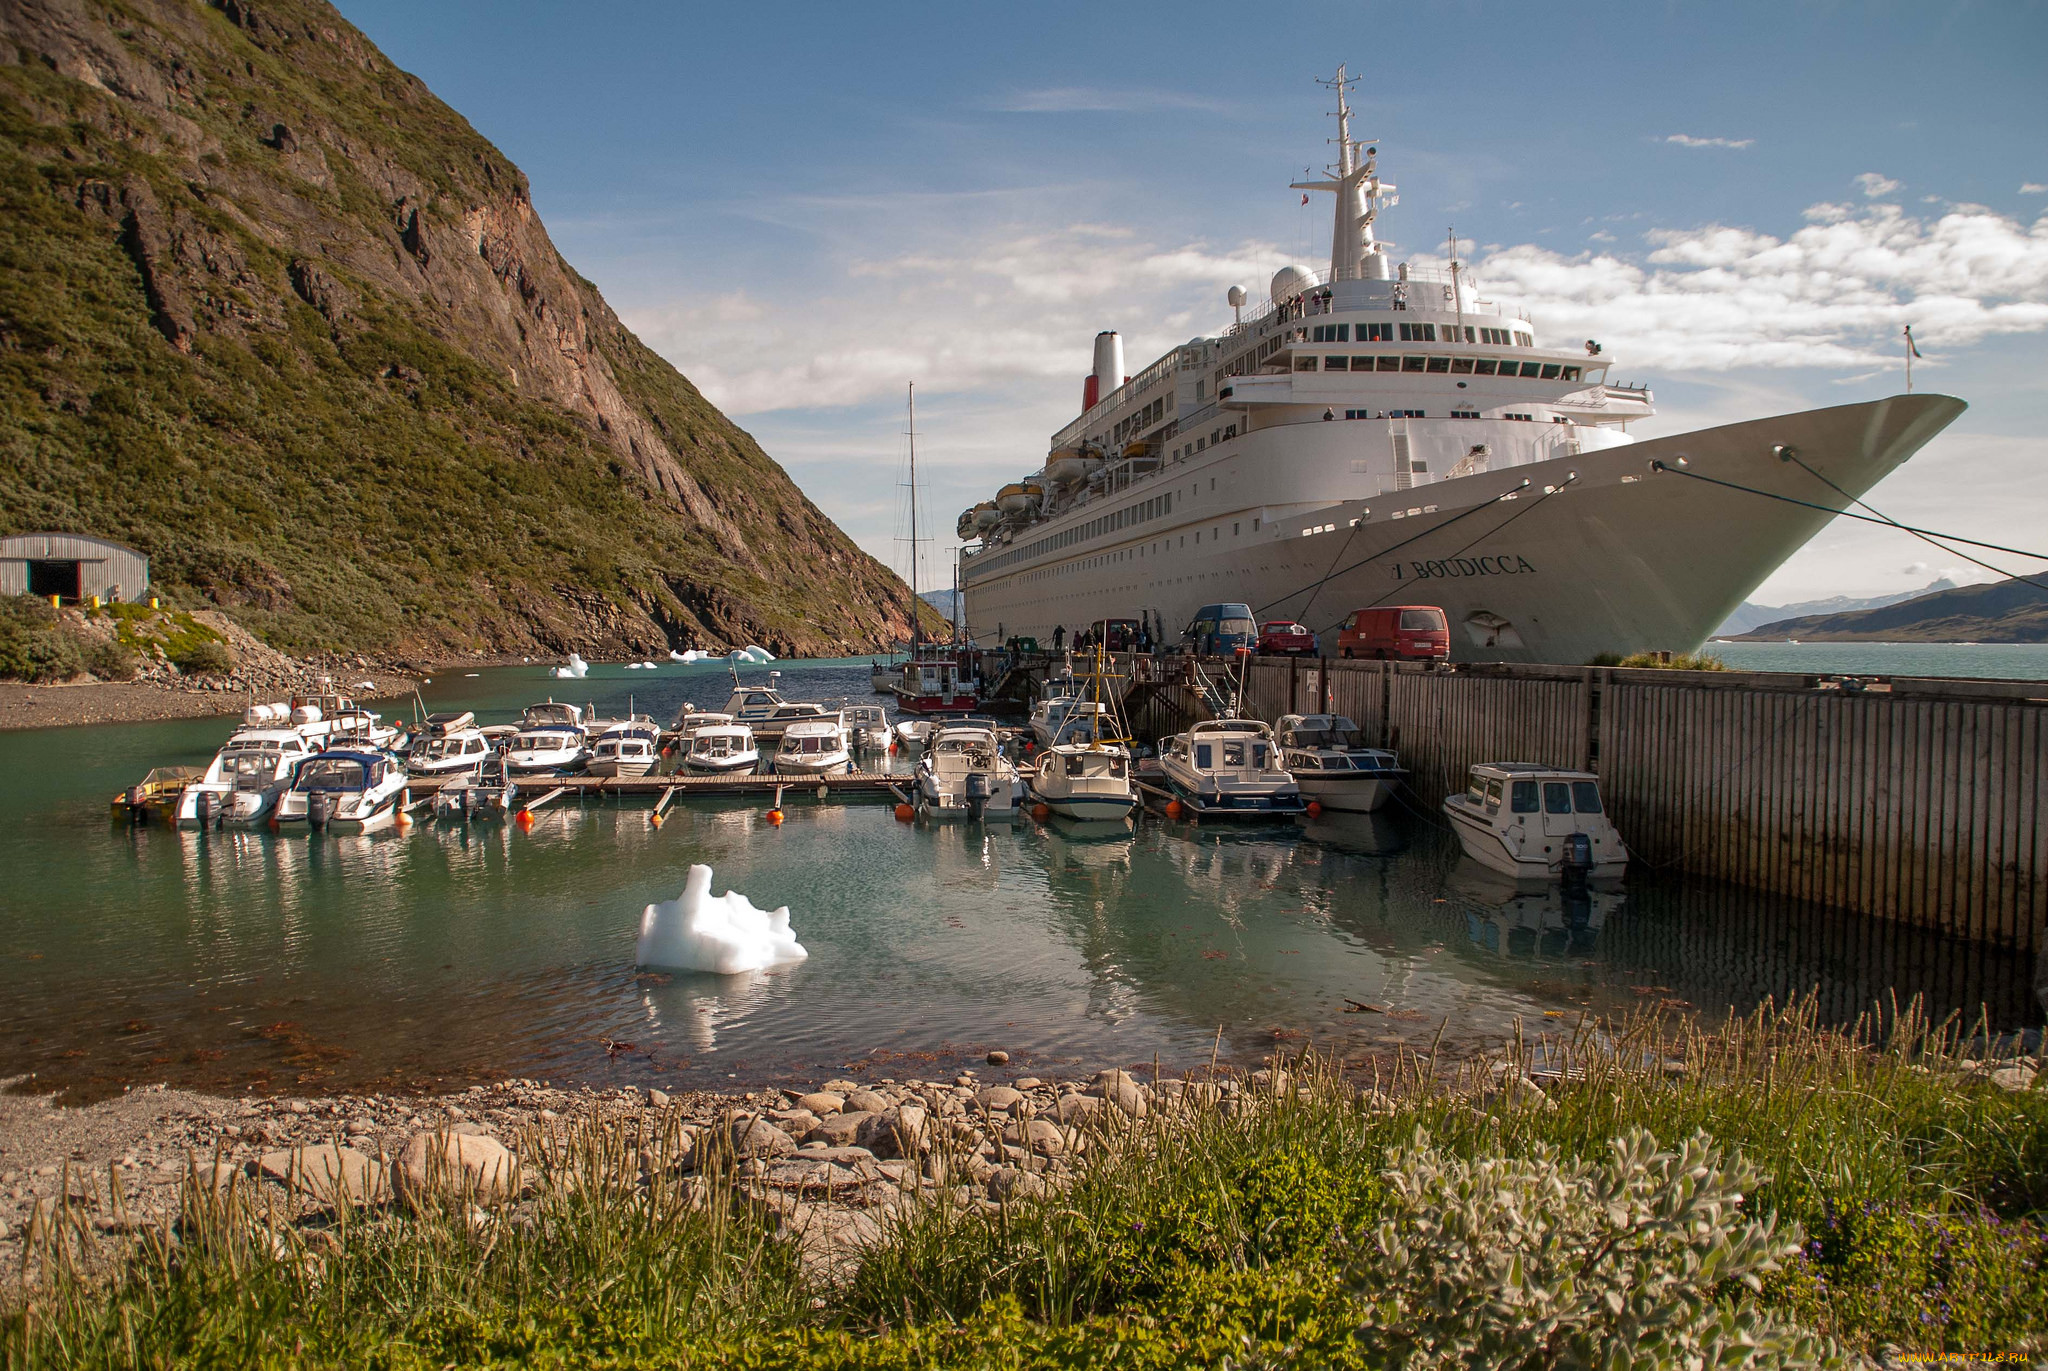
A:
1233;658;2048;954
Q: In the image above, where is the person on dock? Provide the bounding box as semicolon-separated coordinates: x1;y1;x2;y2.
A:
1052;624;1065;651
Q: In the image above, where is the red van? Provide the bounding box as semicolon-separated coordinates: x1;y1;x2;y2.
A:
1336;606;1449;661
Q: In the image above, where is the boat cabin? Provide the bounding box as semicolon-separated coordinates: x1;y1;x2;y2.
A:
294;751;392;793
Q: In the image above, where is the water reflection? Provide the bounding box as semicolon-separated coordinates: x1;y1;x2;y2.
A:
1;661;2035;1101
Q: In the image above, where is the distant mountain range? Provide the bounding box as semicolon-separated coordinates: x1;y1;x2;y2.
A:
919;589;961;622
1714;580;1955;637
1724;576;2048;642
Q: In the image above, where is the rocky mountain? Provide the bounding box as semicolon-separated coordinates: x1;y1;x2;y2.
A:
1731;576;2048;642
0;0;925;658
1712;579;1955;637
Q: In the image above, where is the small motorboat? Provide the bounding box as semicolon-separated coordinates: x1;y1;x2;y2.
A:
433;755;515;821
870;660;899;694
176;728;314;826
1156;719;1305;820
752;701;832;744
1031;739;1137;821
1275;714;1405;813
683;722;759;774
670;703;735;737
406;711;494;780
1027;676;1082;747
587;718;662;778
282;691;399;749
275;749;408;832
1442;763;1628;882
504;724;590;777
892;718;933;751
772;715;852;776
841;704;891;752
916;723;1023;819
520;699;586;733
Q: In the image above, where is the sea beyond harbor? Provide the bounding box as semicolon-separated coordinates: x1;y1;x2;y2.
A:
1;655;2032;1106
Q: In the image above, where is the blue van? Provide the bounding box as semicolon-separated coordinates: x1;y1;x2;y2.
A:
1183;603;1258;656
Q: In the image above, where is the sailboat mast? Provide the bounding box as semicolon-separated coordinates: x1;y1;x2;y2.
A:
907;381;920;650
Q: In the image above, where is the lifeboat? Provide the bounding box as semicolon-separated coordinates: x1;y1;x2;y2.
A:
1046;447;1088;485
996;482;1043;517
972;501;1001;532
957;508;979;541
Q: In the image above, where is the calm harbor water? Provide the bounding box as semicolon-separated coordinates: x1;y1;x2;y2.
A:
1708;640;2048;680
0;656;2036;1101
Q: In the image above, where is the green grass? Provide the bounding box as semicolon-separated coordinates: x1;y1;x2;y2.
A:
7;1000;2045;1367
1588;651;1731;670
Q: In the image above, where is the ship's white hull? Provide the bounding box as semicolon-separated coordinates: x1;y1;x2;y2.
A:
964;395;1963;665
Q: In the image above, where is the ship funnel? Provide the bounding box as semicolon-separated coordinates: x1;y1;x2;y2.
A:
1092;331;1125;404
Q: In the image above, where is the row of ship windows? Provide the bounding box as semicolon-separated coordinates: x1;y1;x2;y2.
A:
1297;355;1584;380
1346;409;1554;422
1171;423;1238;462
966;490;1180;577
1309;322;1534;347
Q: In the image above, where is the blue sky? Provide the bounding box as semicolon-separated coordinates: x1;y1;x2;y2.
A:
334;0;2048;604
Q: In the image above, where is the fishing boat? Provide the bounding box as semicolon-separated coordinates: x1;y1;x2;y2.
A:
1443;763;1627;882
1028;679;1083;748
683;722;759;774
1275;714;1404;812
175;728;314;826
587;718;662;778
504;723;590;777
841;704;892;752
1156;719;1305;820
772;715;853;776
892;649;979;714
916;723;1023;819
1029;653;1138;821
274;749;408;832
406;711;493;780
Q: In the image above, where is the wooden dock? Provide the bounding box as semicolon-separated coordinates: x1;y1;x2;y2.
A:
1235;656;2048;955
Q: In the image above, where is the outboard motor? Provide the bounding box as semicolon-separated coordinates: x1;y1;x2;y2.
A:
126;785;150;825
1561;831;1593;893
199;788;222;827
308;790;337;832
965;771;991;820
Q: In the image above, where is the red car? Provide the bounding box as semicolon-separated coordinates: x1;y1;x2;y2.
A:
1256;620;1319;656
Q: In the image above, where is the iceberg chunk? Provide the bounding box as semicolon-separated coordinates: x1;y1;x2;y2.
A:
635;865;807;975
550;652;590;680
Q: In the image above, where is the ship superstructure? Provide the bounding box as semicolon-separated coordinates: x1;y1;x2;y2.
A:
957;69;1962;664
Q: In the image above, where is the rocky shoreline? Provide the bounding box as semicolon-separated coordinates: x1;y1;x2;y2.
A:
0;1060;1232;1280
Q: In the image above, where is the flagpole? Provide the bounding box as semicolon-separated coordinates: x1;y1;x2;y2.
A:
1904;324;1916;393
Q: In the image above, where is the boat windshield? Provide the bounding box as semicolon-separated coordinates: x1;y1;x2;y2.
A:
418;736;474;760
514;731;574;751
787;735;837;754
1290;724;1367;749
298;758;368;791
697;736;734;756
223;749;281;778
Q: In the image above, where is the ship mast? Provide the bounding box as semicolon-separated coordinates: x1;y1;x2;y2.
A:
905;382;922;650
1291;65;1397;282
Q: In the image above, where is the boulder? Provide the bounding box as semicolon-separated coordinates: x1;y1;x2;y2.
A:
988;1166;1049;1202
1087;1073;1148;1119
1052;1095;1104;1124
395;1131;517;1202
1001;1118;1066;1158
811;1110;874;1147
973;1085;1025;1111
856;1105;930;1158
257;1143;386;1206
1991;1064;2037;1093
844;1090;891;1115
725;1117;798;1159
798;1091;846;1115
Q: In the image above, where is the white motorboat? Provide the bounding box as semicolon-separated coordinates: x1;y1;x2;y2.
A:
175;727;313;826
407;711;494;780
670;703;735;738
1157;719;1306;820
504;724;589;777
870;660;899;693
683;723;759;774
1031;739;1137;821
773;715;852;776
521;699;588;734
587;718;662;777
1443;763;1628;882
916;723;1023;819
716;671;832;742
892;718;932;751
274;749;408;832
278;691;398;748
1275;714;1404;813
752;702;832;744
1028;690;1081;748
841;704;891;752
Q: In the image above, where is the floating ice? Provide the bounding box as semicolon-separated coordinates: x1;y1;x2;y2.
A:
550;653;589;679
641;660;660;669
635;864;807;975
625;662;646;670
742;645;776;663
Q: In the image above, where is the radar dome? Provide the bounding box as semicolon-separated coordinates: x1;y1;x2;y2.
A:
1227;285;1247;307
1270;265;1317;304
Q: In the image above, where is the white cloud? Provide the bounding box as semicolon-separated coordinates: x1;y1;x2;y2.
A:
1856;172;1902;198
1664;134;1754;149
2023;182;2048;195
1588;230;1616;243
1902;561;1928;575
1456;200;2048;370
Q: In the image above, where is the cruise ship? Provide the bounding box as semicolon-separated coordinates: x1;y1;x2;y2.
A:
957;72;1964;664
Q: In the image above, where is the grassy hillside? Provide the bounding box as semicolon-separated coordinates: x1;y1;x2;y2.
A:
1736;576;2048;643
0;0;924;659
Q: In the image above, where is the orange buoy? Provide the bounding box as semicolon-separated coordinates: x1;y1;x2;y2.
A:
1165;799;1183;820
395;808;412;830
1031;803;1051;822
894;803;914;822
649;812;664;829
766;808;784;826
1305;800;1323;817
516;809;534;830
